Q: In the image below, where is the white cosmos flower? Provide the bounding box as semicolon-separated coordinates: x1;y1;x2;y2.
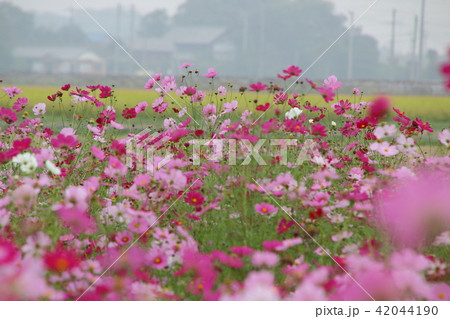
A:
285;108;303;119
45;160;61;175
12;152;38;174
331;121;337;126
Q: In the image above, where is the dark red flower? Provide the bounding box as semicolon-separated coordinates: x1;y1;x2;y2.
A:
122;107;137;119
277;218;294;235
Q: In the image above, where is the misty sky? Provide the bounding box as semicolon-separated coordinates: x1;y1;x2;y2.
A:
8;0;450;55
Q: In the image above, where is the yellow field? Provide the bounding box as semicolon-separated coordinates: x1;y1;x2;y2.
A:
11;86;450;124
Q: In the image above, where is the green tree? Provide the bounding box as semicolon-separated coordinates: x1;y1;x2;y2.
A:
139;9;170;37
172;0;380;79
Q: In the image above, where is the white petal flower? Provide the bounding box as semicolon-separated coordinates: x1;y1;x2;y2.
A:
285;108;303;119
12;153;38;174
45;160;61;175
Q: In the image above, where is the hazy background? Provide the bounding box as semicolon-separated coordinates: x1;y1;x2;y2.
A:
1;0;449;91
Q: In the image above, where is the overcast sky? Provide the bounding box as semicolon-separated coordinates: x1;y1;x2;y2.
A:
8;0;450;55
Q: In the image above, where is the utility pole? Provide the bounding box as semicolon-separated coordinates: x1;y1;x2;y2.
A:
129;5;135;48
114;4;122;76
390;9;396;61
257;2;265;78
390;9;396;80
347;12;354;80
410;15;418;80
417;0;426;79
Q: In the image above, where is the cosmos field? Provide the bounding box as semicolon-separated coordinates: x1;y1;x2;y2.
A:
0;60;449;301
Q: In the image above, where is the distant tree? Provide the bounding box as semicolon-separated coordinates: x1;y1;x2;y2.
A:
139;9;170;37
172;0;380;79
0;3;34;70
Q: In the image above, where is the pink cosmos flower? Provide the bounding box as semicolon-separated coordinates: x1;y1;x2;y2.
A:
13;97;28;111
147;247;168;269
369;96;390;120
135;101;148;113
203;67;218;78
32;103;46;115
184;191;205;206
375;170;450;249
184;86;196;96
229;246;255;256
104;156;127;178
116;230;133;245
251;251;279;267
249;82;267;92
323;75;342;90
91;145;105;160
217;86;226;96
370;141;399;157
353;88;361;95
0;107;18;124
255;203;278;216
12;184;39;208
152;97;168;114
157;169;187;190
223;100;238;113
57;207;97;234
310;123;328;137
202;104;216;118
51;133;79;149
373;124;396;139
2;86;23;98
179;62;194;69
332;99;351;115
317;86;335;103
282;65;302;77
64;185;89;211
191;90;205;103
220;271;280;301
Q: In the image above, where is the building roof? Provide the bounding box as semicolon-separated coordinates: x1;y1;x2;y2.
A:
13;47;104;62
131;26;227;52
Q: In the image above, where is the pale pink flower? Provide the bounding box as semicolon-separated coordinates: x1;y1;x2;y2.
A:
64;186;89;211
202;104;216;118
22;231;51;257
373;124;396;139
251;251;279;267
323;75;342;90
104;157;127;178
135;101;148;113
370;141;399;157
349;167;364;180
12;184;39;208
2;86;22;98
217;86;226;96
223;100;238;114
32;103;46;115
438;129;450;147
